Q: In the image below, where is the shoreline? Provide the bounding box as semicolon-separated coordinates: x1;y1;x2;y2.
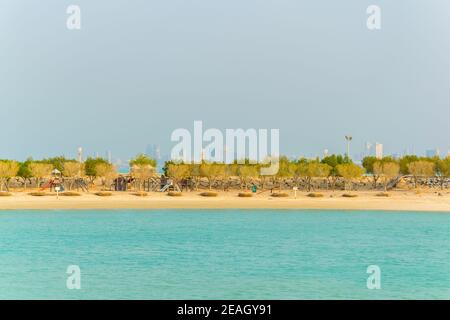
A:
1;190;449;212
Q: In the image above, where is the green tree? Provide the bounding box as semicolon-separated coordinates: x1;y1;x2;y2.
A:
29;162;53;189
0;160;20;191
435;157;450;190
237;165;258;190
288;159;306;189
41;156;76;173
363;156;397;189
95;163;116;190
189;163;202;191
166;163;191;191
199;163;225;190
399;155;419;175
273;156;292;191
222;163;235;191
306;162;331;191
293;160;331;191
17;158;33;189
84;157;110;184
407;160;435;188
362;156;380;188
321;154;349;190
130;154;157;168
130;155;157;190
336;163;365;190
162;160;175;177
373;161;400;191
131;164;156;191
63;162;84;190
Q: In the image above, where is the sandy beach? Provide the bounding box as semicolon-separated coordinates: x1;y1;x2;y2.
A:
0;190;449;212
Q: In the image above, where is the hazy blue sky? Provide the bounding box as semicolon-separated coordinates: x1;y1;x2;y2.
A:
1;0;449;162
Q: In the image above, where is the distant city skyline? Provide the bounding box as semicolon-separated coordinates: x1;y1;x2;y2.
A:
75;141;449;169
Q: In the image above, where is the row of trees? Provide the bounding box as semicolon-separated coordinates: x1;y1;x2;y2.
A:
1;153;449;192
164;155;450;191
164;156;361;191
0;154;155;191
362;155;450;189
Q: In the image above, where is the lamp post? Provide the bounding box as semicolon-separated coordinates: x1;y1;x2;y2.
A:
345;136;352;160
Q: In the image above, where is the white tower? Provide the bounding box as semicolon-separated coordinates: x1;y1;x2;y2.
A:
375;143;383;159
345;135;352;159
77;147;83;163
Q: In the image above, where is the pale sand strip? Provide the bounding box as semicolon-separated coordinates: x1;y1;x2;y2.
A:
0;191;449;212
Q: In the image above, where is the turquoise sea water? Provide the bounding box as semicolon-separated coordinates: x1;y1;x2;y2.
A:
0;209;449;299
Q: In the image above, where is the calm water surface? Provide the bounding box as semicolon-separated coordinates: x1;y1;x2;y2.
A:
0;209;449;299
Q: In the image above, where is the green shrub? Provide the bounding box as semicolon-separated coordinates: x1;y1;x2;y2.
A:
200;192;218;197
60;191;81;196
271;193;289;197
342;193;358;198
376;192;390;197
238;192;253;197
131;192;148;197
95;191;112;197
307;193;324;198
29;192;51;196
167;191;182;197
